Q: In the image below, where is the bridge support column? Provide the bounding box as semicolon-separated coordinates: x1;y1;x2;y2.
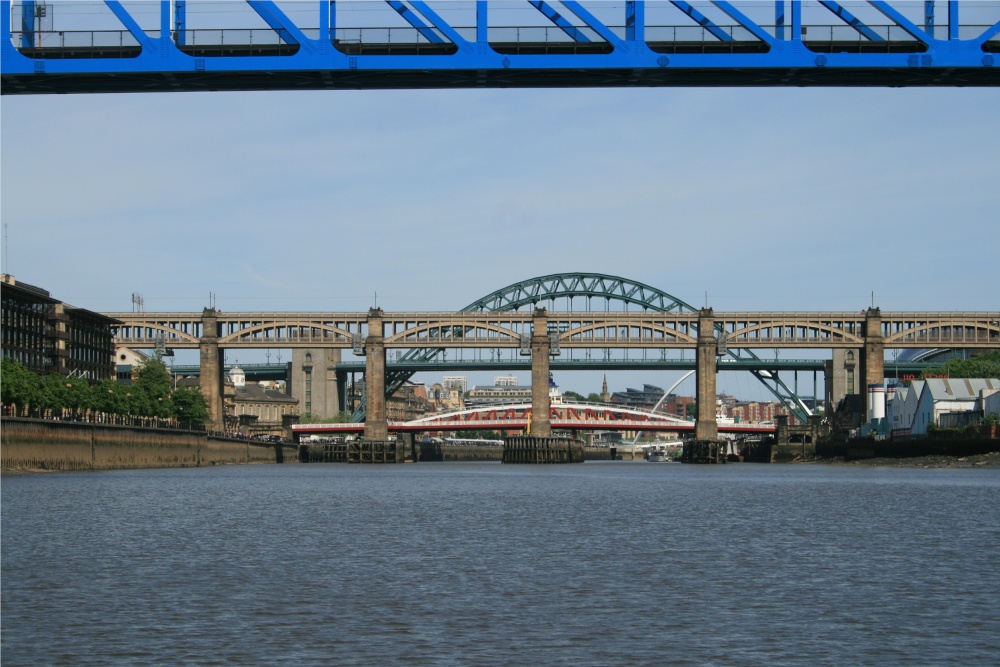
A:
530;307;551;437
199;308;225;431
695;308;718;441
364;308;389;441
336;370;348;413
825;348;860;412
862;307;885;423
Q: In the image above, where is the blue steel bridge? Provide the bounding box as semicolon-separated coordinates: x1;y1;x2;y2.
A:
3;1;999;94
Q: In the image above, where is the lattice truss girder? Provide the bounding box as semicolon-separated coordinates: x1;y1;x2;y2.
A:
4;1;999;93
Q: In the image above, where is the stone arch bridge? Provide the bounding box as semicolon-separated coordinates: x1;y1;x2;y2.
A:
106;273;1000;438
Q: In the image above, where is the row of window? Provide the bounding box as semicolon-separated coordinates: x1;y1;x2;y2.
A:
237;404;293;421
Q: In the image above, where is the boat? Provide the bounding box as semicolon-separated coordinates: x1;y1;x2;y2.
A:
644;441;680;462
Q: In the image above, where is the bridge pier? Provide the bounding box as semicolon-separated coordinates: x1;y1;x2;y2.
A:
290;348;341;420
363;308;388;441
529;307;551;437
862;307;885;423
825;348;860;414
695;308;719;441
198;308;225;431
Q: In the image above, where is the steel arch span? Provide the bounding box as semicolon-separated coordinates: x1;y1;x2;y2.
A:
353;271;815;424
465;273;696;313
3;1;999;94
296;402;777;437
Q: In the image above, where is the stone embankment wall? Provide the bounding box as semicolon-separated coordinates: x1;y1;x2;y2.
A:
818;426;1000;461
1;418;282;472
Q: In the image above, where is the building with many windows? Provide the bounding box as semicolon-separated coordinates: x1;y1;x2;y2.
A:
228;365;299;433
442;376;468;393
2;274;119;380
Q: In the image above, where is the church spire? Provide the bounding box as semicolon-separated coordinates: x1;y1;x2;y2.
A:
600;374;610;403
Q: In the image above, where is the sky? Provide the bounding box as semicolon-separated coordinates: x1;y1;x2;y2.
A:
2;29;999;399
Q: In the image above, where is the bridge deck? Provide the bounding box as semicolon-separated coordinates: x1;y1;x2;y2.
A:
4;0;999;94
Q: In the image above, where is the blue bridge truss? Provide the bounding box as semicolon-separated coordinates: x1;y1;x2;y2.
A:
2;1;999;94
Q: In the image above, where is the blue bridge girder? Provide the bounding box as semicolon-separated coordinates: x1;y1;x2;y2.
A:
2;1;999;94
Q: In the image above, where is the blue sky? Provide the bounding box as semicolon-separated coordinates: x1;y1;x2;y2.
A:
2;82;998;398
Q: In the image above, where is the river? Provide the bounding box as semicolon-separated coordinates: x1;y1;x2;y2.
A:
3;461;999;666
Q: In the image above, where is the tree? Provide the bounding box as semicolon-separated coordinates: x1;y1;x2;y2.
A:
923;351;1000;380
40;373;69;416
133;357;173;417
564;390;585;402
171;387;209;425
63;377;94;418
1;357;42;415
93;377;126;415
586;393;603;403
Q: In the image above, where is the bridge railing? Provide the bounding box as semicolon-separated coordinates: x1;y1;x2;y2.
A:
12;29;140;58
15;24;995;60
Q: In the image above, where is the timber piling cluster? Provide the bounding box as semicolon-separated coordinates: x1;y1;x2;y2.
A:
502;436;585;464
682;440;726;464
299;439;405;463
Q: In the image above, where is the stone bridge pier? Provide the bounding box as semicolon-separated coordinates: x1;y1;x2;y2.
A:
198;308;225;431
530;307;551;438
363;308;389;441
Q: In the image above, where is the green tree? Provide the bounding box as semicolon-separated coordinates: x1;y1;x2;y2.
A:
40;373;69;416
133;357;173;417
122;386;152;417
563;390;585;402
171;387;209;425
93;377;126;415
1;357;42;415
62;377;94;418
922;351;1000;380
586;393;603;403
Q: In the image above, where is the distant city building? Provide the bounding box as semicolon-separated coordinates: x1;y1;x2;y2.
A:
387;382;431;421
494;375;519;387
466;384;531;407
2;274;119;381
610;384;691;417
183;365;301;437
429;383;464;411
443;375;468;393
347;378;432;421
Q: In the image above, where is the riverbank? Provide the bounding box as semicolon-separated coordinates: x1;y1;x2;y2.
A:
817;451;1000;468
1;417;287;473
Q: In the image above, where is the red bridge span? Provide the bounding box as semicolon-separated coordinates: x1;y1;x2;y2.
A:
292;403;775;438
